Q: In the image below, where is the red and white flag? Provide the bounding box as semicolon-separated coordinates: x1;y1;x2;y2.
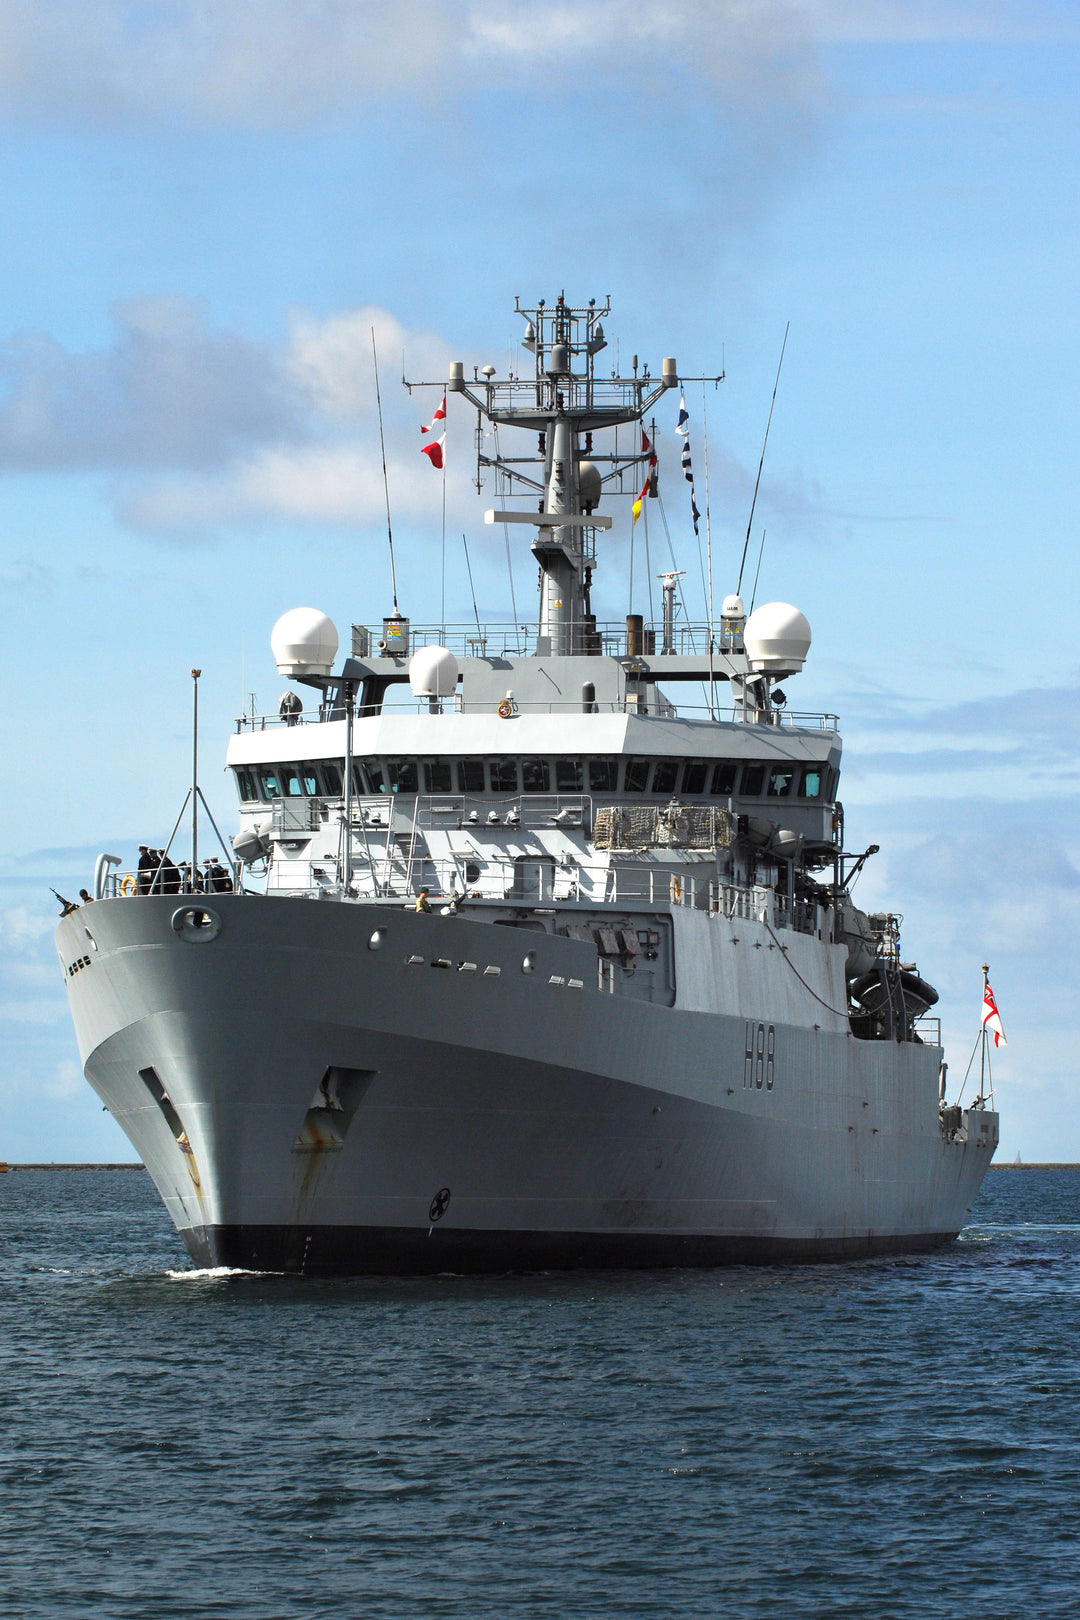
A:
982;980;1007;1048
421;433;445;470
421;396;446;435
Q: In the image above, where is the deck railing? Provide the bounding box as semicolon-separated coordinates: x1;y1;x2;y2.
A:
236;699;839;731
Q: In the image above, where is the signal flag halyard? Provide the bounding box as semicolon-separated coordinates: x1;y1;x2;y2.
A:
632;429;657;525
675;393;700;536
982;981;1007;1048
421;433;445;470
421;396;446;434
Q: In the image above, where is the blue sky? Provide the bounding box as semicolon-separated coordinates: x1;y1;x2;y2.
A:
2;0;1078;1160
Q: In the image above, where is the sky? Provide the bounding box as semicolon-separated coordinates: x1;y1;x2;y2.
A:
2;0;1078;1161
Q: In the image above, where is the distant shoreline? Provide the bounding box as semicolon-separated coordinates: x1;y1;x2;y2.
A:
0;1163;145;1171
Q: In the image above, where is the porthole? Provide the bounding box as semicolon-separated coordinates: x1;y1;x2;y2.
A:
521;951;537;975
171;906;222;943
368;929;386;950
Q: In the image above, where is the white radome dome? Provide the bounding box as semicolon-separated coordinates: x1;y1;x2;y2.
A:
743;602;811;675
721;593;746;621
409;644;460;698
271;608;339;677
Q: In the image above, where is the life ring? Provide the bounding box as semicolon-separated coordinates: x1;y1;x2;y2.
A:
120;874;137;896
669;875;681;903
497;699;514;718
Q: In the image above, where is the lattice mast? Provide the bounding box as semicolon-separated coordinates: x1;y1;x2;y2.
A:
446;295;678;656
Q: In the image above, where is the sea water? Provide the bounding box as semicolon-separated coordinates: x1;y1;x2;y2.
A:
1;1168;1078;1619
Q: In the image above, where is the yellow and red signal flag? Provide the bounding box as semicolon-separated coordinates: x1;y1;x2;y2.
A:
632;429;658;525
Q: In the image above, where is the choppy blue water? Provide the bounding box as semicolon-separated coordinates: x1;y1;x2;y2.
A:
2;1170;1078;1619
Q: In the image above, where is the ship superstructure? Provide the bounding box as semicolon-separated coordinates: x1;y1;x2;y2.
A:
56;295;998;1272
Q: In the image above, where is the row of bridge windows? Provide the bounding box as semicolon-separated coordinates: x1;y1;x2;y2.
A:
235;757;832;804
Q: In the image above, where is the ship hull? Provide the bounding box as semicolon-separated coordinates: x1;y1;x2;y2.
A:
58;896;998;1273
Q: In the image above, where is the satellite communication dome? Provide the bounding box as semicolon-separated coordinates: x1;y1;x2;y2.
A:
409;644;460;698
743;602;812;675
271;608;339;677
721;593;746;622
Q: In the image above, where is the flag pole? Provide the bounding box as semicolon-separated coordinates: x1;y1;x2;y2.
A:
977;961;989;1107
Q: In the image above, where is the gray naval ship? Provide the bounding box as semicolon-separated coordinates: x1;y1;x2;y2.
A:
57;294;998;1272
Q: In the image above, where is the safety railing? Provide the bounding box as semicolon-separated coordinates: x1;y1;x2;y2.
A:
235;698;840;730
260;852;822;935
100;861;238;899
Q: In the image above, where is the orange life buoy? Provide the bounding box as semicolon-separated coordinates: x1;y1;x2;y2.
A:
497;699;513;718
670;876;681;903
120;874;137;897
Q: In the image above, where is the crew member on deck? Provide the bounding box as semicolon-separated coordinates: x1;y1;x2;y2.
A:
137;845;154;895
415;888;432;914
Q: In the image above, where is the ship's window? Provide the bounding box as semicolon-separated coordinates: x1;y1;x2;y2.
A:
281;765;303;796
424;761;453;794
490;758;518;793
767;766;796;798
257;768;282;799
235;768;258;803
555;759;583;792
458;759;485;793
741;763;766;796
321;761;343;796
355;760;385;794
710;762;737;796
624;758;650;793
682;760;708;795
522;759;550;793
281;767;318;800
385;760;418;795
651;760;679;795
588;760;618;793
799;766;823;799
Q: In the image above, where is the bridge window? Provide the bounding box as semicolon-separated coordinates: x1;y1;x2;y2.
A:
352;760;385;795
257;768;282;799
424;761;453;793
522;759;550;792
490;758;519;793
321;761;343;796
234;768;258;802
385;760;418;795
800;765;824;799
682;759;708;795
741;764;766;796
556;759;583;791
458;760;485;793
767;766;796;797
652;760;679;794
589;760;618;793
281;763;319;796
624;758;650;793
710;762;737;795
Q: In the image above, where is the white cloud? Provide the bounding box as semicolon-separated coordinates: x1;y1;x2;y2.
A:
0;1;828;128
44;1057;84;1097
0;905;56;945
0;296;298;471
0;297;478;533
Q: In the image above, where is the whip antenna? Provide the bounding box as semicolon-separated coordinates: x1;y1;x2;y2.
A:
737;322;789;595
371;328;399;611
